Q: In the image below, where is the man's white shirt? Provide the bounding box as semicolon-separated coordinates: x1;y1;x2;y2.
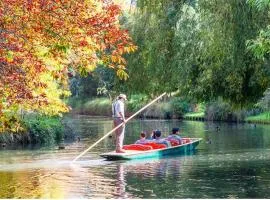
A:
112;100;125;118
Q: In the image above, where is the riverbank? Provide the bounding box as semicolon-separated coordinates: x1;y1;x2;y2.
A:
245;112;270;124
69;97;270;124
0;116;77;149
184;111;270;124
184;112;205;121
69;96;189;119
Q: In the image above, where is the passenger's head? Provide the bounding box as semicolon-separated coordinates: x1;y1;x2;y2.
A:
172;127;180;134
155;130;162;138
140;132;146;139
151;130;156;139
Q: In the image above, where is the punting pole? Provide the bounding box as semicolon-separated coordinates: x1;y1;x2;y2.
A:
72;92;166;162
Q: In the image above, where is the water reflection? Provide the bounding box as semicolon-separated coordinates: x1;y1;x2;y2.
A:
1;116;270;198
107;155;192;199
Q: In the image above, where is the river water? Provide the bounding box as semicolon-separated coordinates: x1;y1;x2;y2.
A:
1;115;270;198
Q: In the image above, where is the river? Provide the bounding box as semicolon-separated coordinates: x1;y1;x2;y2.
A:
1;115;270;198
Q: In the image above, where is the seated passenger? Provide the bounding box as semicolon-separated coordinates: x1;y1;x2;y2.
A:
135;132;149;144
153;130;171;147
167;127;182;144
149;130;156;140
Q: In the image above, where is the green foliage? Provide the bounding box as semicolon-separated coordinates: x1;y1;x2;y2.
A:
139;102;172;119
184;112;205;118
246;26;270;59
23;116;64;145
82;98;112;116
68;96;86;110
205;98;247;121
69;94;193;119
170;97;190;117
69;66;116;100
197;103;206;113
118;0;270;108
247;0;270;10
257;88;270;110
246;111;270;122
182;0;270;106
205;100;232;121
126;94;149;112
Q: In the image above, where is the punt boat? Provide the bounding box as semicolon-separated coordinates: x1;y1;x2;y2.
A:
100;138;202;160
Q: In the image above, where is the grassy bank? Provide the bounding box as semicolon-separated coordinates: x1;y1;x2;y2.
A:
69;96;270;124
69;97;111;116
0;115;75;147
184;110;270;124
246;112;270;124
69;96;189;119
184;112;205;117
184;112;205;121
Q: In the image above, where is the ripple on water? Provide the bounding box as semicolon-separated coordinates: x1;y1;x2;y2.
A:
2;119;270;198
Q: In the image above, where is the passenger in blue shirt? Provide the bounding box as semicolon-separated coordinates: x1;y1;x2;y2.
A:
153;130;171;147
167;127;182;144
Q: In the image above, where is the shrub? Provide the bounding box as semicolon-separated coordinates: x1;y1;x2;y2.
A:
170;97;190;118
205;99;247;122
126;94;148;112
23;116;64;145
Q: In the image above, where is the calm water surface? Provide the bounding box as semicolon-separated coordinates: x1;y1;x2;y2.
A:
1;115;270;198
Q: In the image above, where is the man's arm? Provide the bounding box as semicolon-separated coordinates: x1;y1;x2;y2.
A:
119;112;126;123
119;101;126;123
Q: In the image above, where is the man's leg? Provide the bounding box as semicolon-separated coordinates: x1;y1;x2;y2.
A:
114;119;125;152
118;124;125;149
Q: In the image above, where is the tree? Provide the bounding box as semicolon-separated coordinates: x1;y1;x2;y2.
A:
179;0;270;107
0;0;136;131
120;0;270;108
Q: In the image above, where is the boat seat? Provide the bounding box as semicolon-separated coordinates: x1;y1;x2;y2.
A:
123;144;153;151
182;138;191;144
142;143;167;149
166;139;180;146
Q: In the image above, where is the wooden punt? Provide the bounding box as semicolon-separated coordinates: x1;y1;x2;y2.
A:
100;138;202;160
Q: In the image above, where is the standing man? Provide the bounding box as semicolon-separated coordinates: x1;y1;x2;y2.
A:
112;94;127;153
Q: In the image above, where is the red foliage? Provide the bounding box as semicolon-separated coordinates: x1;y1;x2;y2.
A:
0;0;136;117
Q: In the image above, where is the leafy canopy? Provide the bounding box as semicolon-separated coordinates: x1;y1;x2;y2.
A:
0;0;136;131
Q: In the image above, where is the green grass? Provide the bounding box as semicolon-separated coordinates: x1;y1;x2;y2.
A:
246;112;270;123
184;112;205;118
84;98;111;115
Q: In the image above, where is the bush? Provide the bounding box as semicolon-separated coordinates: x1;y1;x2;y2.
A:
68;96;87;110
23;116;64;145
206;100;231;121
170;97;190;118
205;99;247;122
126;94;148;112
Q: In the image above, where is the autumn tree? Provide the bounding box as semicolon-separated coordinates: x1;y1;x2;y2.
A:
0;0;136;132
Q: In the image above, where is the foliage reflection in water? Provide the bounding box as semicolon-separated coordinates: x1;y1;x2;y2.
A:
1;115;270;198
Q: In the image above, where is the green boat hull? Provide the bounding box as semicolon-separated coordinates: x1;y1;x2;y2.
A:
100;138;202;160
